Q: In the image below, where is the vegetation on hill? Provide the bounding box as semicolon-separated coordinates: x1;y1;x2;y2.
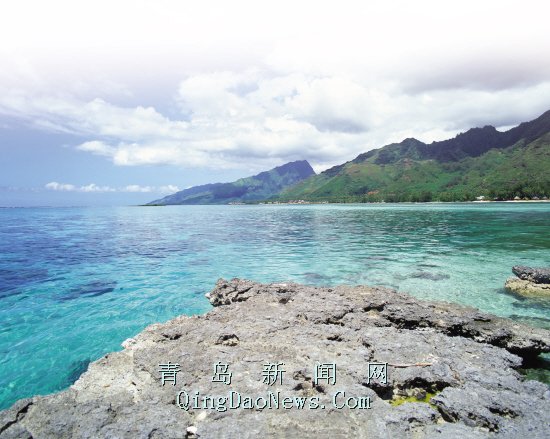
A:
279;111;550;203
148;160;315;205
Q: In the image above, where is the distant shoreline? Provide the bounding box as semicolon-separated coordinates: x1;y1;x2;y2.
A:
472;199;550;203
137;200;550;207
2;200;549;209
259;199;550;205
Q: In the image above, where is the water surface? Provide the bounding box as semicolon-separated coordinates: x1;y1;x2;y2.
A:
1;203;549;409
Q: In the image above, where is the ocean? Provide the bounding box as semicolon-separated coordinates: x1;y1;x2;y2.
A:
1;203;549;409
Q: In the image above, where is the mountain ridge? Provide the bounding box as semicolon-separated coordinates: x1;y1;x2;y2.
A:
349;109;550;166
280;110;550;202
148;160;315;205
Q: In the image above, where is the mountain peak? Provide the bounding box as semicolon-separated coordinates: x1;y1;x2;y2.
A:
280;109;550;202
456;125;497;137
272;160;315;177
147;160;315;205
503;109;550;145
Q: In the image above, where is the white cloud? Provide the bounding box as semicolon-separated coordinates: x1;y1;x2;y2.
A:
80;183;116;193
123;185;152;193
45;182;114;193
12;73;550;172
158;185;180;194
1;1;550;173
45;182;76;191
122;185;179;193
45;182;179;194
0;78;546;173
77;140;115;156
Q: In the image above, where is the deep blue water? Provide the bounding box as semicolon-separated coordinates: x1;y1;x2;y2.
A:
1;203;549;409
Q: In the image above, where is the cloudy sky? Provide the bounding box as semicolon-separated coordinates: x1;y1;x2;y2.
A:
1;0;550;206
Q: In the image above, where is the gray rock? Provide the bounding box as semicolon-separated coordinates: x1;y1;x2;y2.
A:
512;266;550;284
1;279;550;438
508;315;550;330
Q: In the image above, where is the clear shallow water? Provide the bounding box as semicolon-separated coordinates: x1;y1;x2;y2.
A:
0;203;549;409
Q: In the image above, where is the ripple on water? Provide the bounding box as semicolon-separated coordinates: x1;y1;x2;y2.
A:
0;203;549;410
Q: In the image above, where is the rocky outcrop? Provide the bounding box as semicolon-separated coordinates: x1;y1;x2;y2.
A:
506;266;550;298
512;266;550;284
1;279;550;438
505;278;550;298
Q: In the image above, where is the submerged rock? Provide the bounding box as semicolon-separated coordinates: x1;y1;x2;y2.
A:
408;271;450;281
1;279;550;438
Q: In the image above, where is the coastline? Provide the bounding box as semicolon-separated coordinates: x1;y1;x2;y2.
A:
258;200;550;206
137;200;550;207
2;279;549;438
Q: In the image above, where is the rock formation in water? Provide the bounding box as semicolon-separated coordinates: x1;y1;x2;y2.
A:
512;266;550;284
506;266;550;298
1;279;550;438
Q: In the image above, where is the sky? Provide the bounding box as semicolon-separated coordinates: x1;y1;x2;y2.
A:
1;0;550;206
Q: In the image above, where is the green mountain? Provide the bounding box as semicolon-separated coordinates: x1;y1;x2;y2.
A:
148;160;315;205
280;110;550;202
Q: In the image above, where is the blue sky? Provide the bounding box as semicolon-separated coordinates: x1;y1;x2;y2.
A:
1;0;550;206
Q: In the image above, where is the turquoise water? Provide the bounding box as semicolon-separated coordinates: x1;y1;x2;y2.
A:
0;203;549;409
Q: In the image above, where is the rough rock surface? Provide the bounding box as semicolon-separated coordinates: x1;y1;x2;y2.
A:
505;277;550;298
506;266;550;298
2;279;550;438
512;266;550;284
